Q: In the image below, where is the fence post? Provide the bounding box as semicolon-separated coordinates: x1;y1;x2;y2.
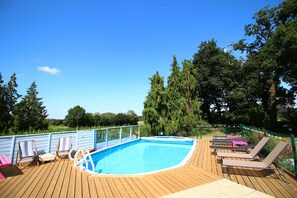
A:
290;134;297;178
48;133;52;153
138;125;140;139
10;136;16;164
225;125;228;134
130;126;133;140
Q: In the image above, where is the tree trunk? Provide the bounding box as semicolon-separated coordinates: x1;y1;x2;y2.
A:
268;76;277;125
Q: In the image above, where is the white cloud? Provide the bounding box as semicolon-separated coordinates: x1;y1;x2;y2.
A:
38;66;61;75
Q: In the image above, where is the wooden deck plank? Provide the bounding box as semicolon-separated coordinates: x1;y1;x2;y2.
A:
82;171;91;198
130;177;158;198
23;161;56;197
144;175;172;195
254;169;285;197
105;177;122;198
118;177;139;198
93;177;105;197
140;176;164;197
247;167;276;196
42;160;64;198
67;166;76;198
75;169;83;198
111;177;129;198
59;160;72;198
88;177;99;198
48;160;68;197
124;177;148;197
100;177;114;197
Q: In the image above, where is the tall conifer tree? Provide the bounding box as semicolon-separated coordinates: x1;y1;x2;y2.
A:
143;71;166;135
14;82;48;132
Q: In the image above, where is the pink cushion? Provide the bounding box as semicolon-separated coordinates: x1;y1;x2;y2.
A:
232;141;248;147
0;172;5;180
226;135;238;139
0;155;11;168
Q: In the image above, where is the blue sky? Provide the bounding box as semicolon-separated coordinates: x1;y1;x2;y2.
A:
0;0;283;119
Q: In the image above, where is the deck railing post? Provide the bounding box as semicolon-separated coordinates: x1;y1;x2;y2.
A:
290;134;297;178
94;129;97;150
119;127;122;143
106;128;109;148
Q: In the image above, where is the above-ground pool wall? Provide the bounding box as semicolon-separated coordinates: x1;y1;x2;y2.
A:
0;130;96;165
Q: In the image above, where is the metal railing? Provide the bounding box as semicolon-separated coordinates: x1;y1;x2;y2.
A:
95;125;140;150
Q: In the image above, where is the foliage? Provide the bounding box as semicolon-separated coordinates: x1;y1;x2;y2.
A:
0;73;21;133
64;105;89;127
193;39;241;123
64;107;139;128
143;57;203;136
143;71;167;135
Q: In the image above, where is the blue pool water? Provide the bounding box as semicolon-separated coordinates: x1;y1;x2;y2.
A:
87;138;194;175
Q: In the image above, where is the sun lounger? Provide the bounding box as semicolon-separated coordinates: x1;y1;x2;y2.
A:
16;140;39;166
210;137;248;146
210;143;256;154
212;135;238;140
217;137;269;159
222;141;289;183
56;136;72;158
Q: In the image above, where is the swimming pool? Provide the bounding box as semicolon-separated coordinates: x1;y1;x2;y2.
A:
86;137;195;175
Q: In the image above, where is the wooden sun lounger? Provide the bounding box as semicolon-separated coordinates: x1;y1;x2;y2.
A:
217;137;269;159
222;141;289;183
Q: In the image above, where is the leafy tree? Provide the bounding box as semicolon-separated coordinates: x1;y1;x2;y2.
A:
127;110;138;125
100;112;116;126
14;82;48;132
93;113;102;126
85;113;95;127
193;39;240;123
64;105;88;128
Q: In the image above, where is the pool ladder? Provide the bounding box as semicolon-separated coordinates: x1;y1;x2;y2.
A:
69;147;95;172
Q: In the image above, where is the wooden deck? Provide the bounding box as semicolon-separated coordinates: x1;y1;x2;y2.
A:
0;138;296;197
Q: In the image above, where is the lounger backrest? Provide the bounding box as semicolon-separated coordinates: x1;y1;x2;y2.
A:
19;140;35;157
249;137;269;157
263;141;288;167
58;136;71;151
